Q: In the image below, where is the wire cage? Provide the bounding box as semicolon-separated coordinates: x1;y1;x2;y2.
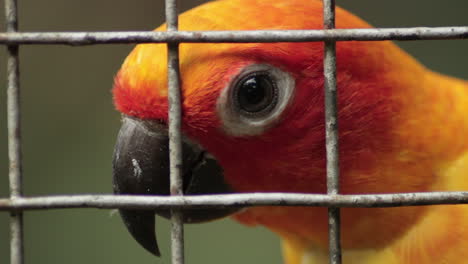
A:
1;0;468;263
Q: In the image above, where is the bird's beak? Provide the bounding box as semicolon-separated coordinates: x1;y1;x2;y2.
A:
112;116;238;256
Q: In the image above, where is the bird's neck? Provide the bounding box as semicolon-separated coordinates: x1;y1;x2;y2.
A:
280;204;468;264
395;70;468;167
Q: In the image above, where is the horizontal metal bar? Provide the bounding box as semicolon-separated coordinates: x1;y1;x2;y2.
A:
1;192;468;211
0;27;467;45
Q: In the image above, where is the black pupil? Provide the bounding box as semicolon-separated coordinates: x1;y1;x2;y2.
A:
237;74;275;113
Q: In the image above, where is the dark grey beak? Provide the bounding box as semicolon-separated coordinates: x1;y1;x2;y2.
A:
112;116;238;256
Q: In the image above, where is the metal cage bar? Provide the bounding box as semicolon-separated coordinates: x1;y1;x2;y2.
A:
1;27;467;45
323;1;342;263
2;192;468;210
5;0;24;264
1;1;468;264
165;1;185;264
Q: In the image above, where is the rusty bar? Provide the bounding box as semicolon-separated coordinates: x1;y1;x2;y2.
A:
1;192;468;210
323;0;342;263
0;27;467;45
165;1;184;264
5;0;24;264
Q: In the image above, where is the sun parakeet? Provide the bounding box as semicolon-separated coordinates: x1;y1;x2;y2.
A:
111;0;468;263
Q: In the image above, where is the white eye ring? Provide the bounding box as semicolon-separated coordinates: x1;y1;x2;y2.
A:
216;64;295;137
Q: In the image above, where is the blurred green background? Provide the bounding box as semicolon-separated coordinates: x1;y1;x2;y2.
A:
0;0;466;263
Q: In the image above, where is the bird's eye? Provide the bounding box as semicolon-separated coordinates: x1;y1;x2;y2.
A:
234;72;278;115
217;64;295;137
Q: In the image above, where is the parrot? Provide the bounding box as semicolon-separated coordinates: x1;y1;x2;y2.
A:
111;0;468;263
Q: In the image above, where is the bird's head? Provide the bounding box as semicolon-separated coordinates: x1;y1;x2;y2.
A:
112;0;436;256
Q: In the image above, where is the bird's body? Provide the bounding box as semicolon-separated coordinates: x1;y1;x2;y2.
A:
112;0;468;263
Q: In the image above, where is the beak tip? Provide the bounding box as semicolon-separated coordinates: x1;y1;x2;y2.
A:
119;209;161;257
136;231;160;257
135;234;161;257
144;241;161;257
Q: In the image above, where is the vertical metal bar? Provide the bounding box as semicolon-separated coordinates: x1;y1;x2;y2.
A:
165;1;184;264
5;1;24;264
323;0;342;264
